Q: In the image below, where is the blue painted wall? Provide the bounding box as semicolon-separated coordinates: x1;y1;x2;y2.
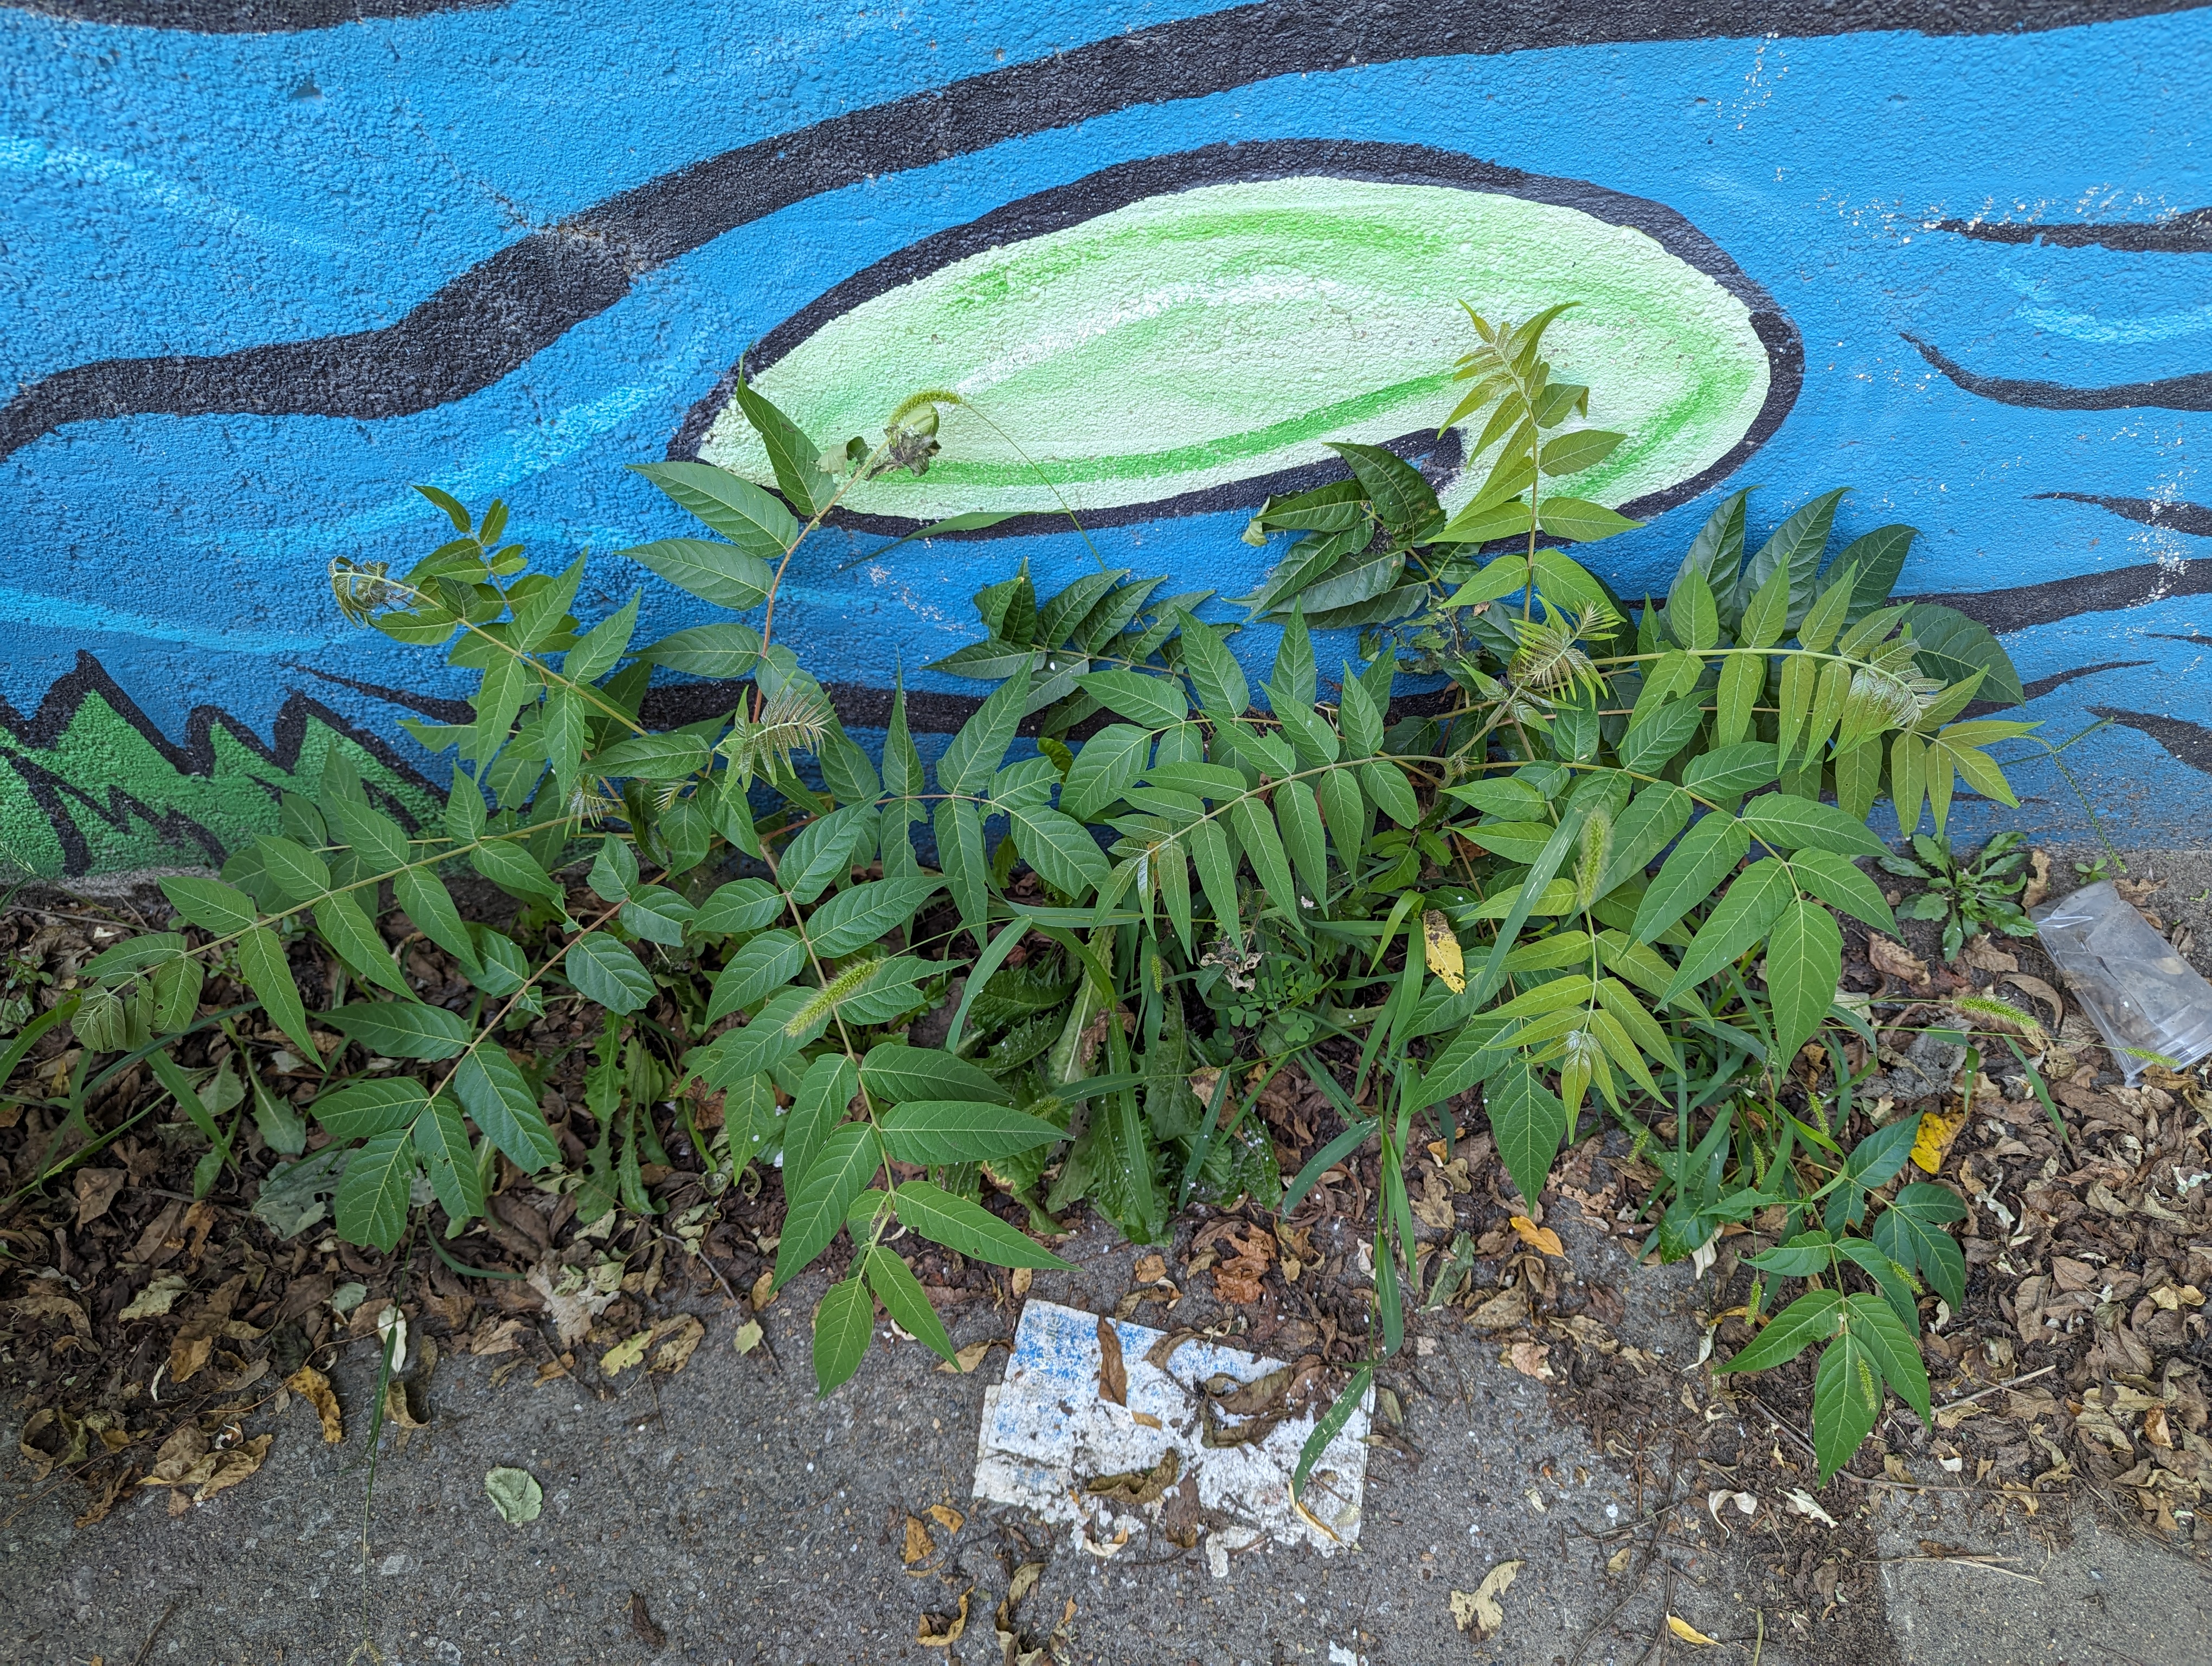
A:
3;0;2208;872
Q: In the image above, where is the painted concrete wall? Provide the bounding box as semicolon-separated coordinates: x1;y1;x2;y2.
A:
2;0;2208;876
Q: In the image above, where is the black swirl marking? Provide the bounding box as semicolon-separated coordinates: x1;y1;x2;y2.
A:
1903;334;2212;412
1932;207;2212;255
4;0;2201;453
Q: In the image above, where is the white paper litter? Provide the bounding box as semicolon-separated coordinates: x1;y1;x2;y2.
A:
971;1299;1372;1568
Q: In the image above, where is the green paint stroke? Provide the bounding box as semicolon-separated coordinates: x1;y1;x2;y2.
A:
0;686;436;880
703;178;1771;518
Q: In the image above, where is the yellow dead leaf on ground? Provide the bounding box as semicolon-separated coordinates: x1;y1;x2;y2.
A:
650;1315;705;1373
1449;1558;1523;1639
1011;1267;1033;1297
733;1319;765;1356
927;1503;964;1534
1423;909;1465;994
750;1271;775;1309
119;1273;189;1321
917;1588;970;1646
599;1330;652;1376
1911;1107;1966;1175
285;1366;342;1443
936;1338;1000;1375
1667;1615;1719;1646
1509;1215;1564;1257
902;1515;936;1565
383;1382;428;1430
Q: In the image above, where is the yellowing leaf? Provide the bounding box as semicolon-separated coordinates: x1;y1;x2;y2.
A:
917;1588;971;1647
286;1366;344;1444
733;1319;764;1355
927;1502;965;1534
1667;1615;1720;1646
1450;1559;1524;1639
1509;1215;1564;1257
650;1315;706;1373
902;1514;936;1565
1911;1106;1966;1175
1423;908;1466;993
120;1273;189;1321
599;1330;652;1376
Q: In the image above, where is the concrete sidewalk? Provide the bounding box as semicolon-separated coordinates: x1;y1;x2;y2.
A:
11;1215;2211;1666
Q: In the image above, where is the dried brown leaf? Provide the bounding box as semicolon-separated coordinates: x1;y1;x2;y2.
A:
1145;1328;1200;1373
1467;1284;1532;1330
11;1291;91;1338
1868;935;1930;985
1096;1315;1127;1407
1962;938;2019;973
72;1167;126;1227
1083;1449;1181;1504
1506;1341;1555;1381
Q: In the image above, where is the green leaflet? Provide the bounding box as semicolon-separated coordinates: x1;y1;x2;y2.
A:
811;1274;874;1396
565;935;657;1014
310;1078;428;1140
1174;612;1248;721
878;1101;1065;1165
775;1122;884;1287
1076;669;1187;729
1718;1289;1842;1375
629;462;798;564
1665;858;1793;997
394;867;481;972
414;1092;487;1225
777;803;874;906
783;1052;858;1199
693;877;784;935
1633;812;1750;944
334;1126;415;1252
1764;898;1843;1063
859;1045;1011;1107
238;926;317;1059
806;878;944;959
859;1246;957;1362
452;1047;562;1172
1489;1058;1568;1208
160;876;258;935
1006;803;1110;899
325;1000;468;1060
891;1181;1072;1268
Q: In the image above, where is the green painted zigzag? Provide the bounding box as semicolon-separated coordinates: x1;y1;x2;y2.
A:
0;653;439;879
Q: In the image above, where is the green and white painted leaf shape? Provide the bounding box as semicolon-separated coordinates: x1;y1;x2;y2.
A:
698;170;1778;525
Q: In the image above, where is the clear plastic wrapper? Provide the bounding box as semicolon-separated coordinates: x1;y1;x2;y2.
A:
2030;880;2212;1082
